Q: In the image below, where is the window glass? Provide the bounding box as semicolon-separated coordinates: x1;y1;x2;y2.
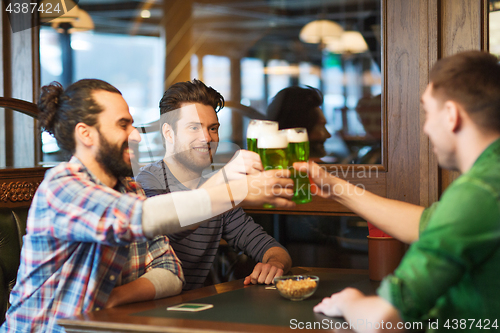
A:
40;26;164;163
490;0;500;57
40;0;382;165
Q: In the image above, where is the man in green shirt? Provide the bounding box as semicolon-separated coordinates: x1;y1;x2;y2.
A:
297;51;500;332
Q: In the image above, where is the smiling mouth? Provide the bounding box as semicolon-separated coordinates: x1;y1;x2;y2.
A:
124;147;135;160
193;147;210;153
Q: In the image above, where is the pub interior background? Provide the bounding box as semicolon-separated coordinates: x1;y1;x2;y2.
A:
0;0;499;283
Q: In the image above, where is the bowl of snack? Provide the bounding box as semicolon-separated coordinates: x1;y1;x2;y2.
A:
274;275;319;301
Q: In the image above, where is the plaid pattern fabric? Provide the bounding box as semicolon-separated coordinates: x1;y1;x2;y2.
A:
1;157;183;333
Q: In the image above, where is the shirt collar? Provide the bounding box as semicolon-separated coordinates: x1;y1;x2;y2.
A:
472;137;500;167
68;156;133;193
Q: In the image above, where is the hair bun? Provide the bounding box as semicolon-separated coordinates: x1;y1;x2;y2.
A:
38;81;64;135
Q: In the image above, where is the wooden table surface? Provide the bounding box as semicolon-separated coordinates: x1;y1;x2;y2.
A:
59;267;377;333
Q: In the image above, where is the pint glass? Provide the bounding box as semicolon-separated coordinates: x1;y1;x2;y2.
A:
246;120;278;153
282;128;311;204
257;131;289;208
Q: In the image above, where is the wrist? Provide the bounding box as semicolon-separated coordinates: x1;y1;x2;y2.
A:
265;259;285;270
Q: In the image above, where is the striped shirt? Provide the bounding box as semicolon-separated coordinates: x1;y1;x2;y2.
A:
136;160;288;290
1;157;183;333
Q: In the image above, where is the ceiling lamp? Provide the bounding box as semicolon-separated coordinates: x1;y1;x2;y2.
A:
299;20;344;45
326;31;368;54
40;0;94;33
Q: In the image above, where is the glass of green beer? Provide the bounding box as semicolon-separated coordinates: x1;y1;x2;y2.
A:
282;128;311;204
257;131;289;208
246;120;278;153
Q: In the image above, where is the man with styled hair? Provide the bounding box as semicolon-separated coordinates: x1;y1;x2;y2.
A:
136;79;292;290
1;79;294;333
300;51;500;331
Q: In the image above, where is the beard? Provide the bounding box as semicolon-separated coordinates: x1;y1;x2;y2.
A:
96;131;133;179
310;140;327;158
172;141;217;175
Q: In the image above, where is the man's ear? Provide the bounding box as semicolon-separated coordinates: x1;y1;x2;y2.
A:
75;122;96;148
444;100;462;133
162;123;174;144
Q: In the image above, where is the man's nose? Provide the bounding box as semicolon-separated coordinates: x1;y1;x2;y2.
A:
324;127;332;139
200;128;212;143
129;127;142;143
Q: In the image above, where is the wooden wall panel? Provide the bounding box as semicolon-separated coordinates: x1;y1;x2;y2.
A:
385;0;430;206
438;0;487;193
424;0;440;206
164;0;194;88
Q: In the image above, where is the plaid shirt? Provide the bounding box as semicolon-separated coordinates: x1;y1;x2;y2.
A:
1;157;183;333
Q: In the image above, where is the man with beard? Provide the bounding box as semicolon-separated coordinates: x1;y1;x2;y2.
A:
1;79;295;333
136;79;292;290
299;51;500;331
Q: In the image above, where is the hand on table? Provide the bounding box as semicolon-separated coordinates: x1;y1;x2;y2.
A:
244;262;284;285
313;287;364;317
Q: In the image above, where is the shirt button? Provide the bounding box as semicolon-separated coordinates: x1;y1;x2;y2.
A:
110;275;115;281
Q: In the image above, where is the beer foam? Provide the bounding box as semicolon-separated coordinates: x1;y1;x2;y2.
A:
282;129;308;143
246;120;278;139
258;132;288;149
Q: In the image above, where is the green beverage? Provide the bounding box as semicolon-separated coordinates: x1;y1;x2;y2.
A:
282;128;311;204
247;138;258;153
246;120;278;153
257;132;288;208
259;148;288;171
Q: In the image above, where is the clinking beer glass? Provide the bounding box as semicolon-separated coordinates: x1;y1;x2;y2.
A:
246;120;279;153
281;128;312;204
257;131;288;208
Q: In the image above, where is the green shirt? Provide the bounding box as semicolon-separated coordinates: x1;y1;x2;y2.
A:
377;138;500;332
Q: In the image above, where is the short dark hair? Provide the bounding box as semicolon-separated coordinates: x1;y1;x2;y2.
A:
429;51;500;133
267;86;323;133
37;79;121;154
159;79;224;144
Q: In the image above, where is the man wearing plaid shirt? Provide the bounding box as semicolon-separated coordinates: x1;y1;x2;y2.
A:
0;79;294;332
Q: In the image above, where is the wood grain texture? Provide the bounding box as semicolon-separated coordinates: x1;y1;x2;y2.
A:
439;0;486;193
441;0;482;56
385;0;423;205
164;0;194;87
418;0;440;207
427;0;440;204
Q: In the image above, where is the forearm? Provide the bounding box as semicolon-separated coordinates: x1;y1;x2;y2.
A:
105;277;155;308
105;269;183;308
327;178;424;244
142;189;215;238
143;172;294;239
262;246;292;273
